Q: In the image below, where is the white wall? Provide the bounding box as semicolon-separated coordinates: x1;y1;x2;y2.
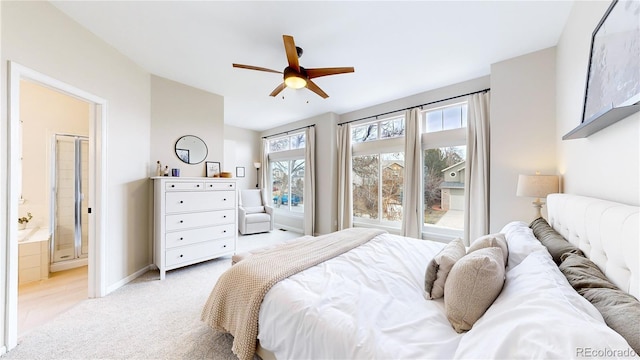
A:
1;0;151;300
20;81;90;228
556;1;640;206
261;112;338;235
224;125;261;190
150;75;224;178
490;47;557;231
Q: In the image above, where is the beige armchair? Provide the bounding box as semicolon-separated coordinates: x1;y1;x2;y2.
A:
238;189;274;235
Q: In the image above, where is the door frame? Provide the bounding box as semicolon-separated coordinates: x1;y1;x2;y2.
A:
5;61;107;349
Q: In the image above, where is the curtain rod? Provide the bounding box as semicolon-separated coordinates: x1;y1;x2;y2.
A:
262;124;315;139
337;88;490;126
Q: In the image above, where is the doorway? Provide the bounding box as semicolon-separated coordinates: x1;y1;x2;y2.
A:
6;62;107;350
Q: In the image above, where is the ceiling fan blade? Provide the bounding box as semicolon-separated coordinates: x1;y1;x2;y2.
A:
306;80;329;99
306;67;355;79
269;83;287;97
283;35;300;72
233;63;282;74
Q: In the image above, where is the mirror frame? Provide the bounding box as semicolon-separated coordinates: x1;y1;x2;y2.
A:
174;135;208;165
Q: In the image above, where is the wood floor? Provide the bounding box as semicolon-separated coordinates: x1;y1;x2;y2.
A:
18;266;88;339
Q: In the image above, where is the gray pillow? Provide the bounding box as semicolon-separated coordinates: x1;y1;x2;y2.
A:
444;247;505;333
559;253;640;355
530;217;584;265
424;238;466;300
467;233;508;266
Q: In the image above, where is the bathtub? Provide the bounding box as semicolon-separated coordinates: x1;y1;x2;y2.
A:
18;227;51;284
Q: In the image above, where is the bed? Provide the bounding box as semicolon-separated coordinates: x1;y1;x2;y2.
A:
202;194;639;359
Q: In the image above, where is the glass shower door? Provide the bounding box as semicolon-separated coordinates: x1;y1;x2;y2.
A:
52;134;89;264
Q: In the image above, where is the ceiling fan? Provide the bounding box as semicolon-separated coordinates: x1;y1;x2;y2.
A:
233;35;355;99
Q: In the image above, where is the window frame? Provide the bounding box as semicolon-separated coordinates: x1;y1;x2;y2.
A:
268;148;305;216
351;117;406;229
420;101;468;241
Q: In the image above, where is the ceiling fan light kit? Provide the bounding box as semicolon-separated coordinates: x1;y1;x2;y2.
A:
284;67;307;89
233;35;354;99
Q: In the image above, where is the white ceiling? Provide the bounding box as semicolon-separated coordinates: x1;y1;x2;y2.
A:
51;1;574;131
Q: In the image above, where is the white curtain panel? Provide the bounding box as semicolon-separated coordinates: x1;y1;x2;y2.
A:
401;108;423;238
464;91;491;245
260;138;269;201
304;126;316;235
337;123;353;230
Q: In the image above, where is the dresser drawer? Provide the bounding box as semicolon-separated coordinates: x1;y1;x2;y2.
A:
165;238;234;267
165;209;235;231
166;223;235;248
165;191;236;213
165;181;204;191
205;181;236;191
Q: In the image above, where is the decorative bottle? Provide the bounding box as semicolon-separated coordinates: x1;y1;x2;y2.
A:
156;161;162;176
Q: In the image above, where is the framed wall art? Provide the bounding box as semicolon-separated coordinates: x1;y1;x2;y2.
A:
205;161;221;177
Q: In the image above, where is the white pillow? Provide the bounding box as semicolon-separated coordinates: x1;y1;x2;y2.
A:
453;251;633;359
243;206;265;214
500;221;547;271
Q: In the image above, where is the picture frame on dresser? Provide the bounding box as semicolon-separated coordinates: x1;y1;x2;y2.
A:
206;161;221;178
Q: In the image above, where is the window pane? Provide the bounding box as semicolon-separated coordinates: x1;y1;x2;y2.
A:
381;152;404;222
443;106;462;130
352;123;378;143
290;133;306;149
426;111;443;132
380;118;405;139
352;154;379;219
423;146;466;230
290;160;305;213
269;138;289;152
462;105;468;128
271;161;289;208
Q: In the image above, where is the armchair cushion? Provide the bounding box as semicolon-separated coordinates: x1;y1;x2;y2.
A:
244;206;265;214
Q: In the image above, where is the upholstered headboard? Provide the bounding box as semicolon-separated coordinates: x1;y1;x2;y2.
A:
547;194;639;299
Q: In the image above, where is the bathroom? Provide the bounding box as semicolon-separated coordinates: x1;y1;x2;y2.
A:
17;80;90;335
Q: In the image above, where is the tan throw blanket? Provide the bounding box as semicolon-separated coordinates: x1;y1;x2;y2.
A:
201;228;386;360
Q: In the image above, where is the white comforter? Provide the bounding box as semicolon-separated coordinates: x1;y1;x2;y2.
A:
257;224;635;359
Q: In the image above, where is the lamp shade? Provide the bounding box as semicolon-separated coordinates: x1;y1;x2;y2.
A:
253;162;261;169
516;174;559;198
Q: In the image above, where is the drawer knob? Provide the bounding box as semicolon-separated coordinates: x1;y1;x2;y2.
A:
223;245;227;248
228;184;232;187
223;215;227;218
223;198;227;201
179;254;184;258
179;237;184;241
179;200;184;204
171;185;175;188
179;220;184;223
196;184;200;187
223;230;227;233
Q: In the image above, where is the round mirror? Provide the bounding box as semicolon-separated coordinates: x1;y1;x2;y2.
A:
175;135;208;164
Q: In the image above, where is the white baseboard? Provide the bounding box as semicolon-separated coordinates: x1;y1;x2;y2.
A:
106;265;154;294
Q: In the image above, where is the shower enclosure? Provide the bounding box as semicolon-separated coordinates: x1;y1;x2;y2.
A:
50;134;89;272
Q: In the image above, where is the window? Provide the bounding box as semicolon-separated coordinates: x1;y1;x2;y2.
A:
351;116;405;226
352;116;405;143
422;103;467;238
271;159;304;213
268;132;305;214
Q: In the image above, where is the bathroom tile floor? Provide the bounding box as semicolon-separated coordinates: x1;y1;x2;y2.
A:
18;266;88;339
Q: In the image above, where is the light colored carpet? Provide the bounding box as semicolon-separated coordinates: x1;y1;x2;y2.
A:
2;230;302;360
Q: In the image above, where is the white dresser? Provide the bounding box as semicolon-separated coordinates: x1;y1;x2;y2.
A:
153;177;237;279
